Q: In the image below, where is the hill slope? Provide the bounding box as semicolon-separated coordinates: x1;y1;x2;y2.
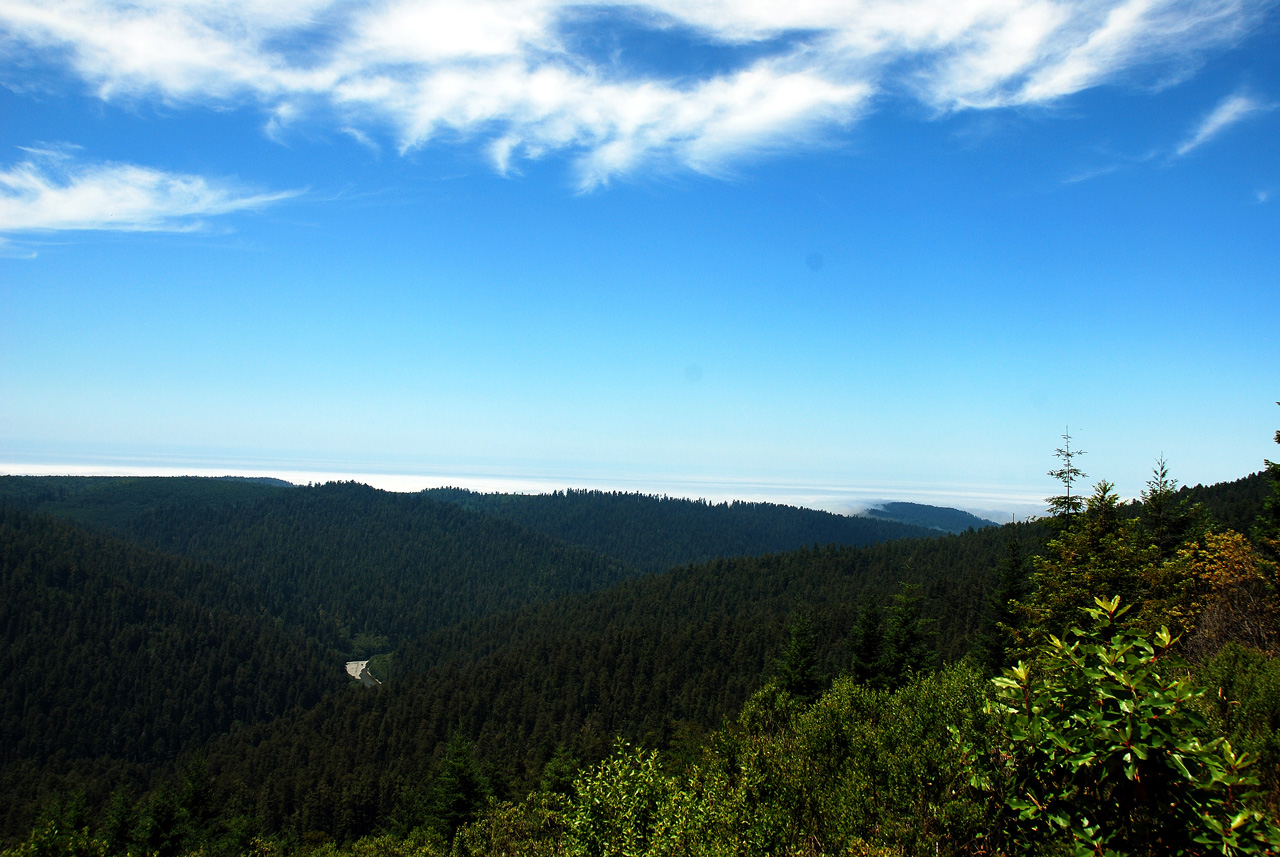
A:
422;487;939;573
0;508;347;837
5;478;639;651
196;521;1047;840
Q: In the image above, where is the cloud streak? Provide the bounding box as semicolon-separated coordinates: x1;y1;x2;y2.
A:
1176;91;1271;155
0;147;299;233
0;0;1265;187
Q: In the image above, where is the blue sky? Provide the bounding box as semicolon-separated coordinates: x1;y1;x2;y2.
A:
1;0;1277;518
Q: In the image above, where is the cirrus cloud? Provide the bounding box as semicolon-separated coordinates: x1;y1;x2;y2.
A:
0;146;300;233
1175;91;1273;156
0;0;1266;188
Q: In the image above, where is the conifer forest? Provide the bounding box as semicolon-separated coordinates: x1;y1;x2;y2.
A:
3;418;1280;856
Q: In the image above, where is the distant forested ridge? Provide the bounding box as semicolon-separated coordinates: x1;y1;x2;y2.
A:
861;501;999;532
422;487;939;572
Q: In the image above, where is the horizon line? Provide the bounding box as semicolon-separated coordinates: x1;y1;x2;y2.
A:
0;460;1052;521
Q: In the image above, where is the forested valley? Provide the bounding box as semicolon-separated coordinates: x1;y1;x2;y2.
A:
1;426;1278;857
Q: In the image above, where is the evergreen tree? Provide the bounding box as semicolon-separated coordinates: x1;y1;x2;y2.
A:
539;745;580;797
1018;481;1155;647
848;599;885;686
1046;428;1087;520
975;536;1028;674
1139;456;1207;560
772;609;824;703
879;583;938;686
100;787;136;855
428;735;492;842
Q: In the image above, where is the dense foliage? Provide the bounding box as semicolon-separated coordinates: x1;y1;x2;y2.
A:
189;523;1036;842
0;509;344;838
0;477;1029;846
972;597;1277;855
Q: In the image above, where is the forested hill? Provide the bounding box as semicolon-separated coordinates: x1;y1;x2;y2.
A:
166;469;1280;840
861;501;999;533
188;520;1050;842
421;487;939;572
0;477;638;651
0;507;346;837
0;467;1273;849
1166;470;1270;533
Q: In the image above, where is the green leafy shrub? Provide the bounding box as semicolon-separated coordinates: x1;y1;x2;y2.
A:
788;665;989;854
971;596;1280;856
0;821;106;857
454;793;571;857
567;742;674;857
639;666;990;856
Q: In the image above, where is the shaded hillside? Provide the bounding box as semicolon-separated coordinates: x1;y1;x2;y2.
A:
0;508;346;837
422;488;939;573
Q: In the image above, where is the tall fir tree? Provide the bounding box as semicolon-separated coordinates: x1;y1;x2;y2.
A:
1139;457;1207;560
428;734;493;842
1046;428;1087;520
848;599;885;687
1017;481;1156;649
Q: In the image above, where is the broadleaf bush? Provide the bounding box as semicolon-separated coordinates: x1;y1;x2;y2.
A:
968;596;1280;856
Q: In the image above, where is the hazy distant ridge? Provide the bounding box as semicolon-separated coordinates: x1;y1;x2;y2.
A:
861;502;999;533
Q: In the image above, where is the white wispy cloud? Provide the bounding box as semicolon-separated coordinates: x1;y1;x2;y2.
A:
0;236;38;258
0;0;1265;187
0;146;299;233
1176;91;1271;155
